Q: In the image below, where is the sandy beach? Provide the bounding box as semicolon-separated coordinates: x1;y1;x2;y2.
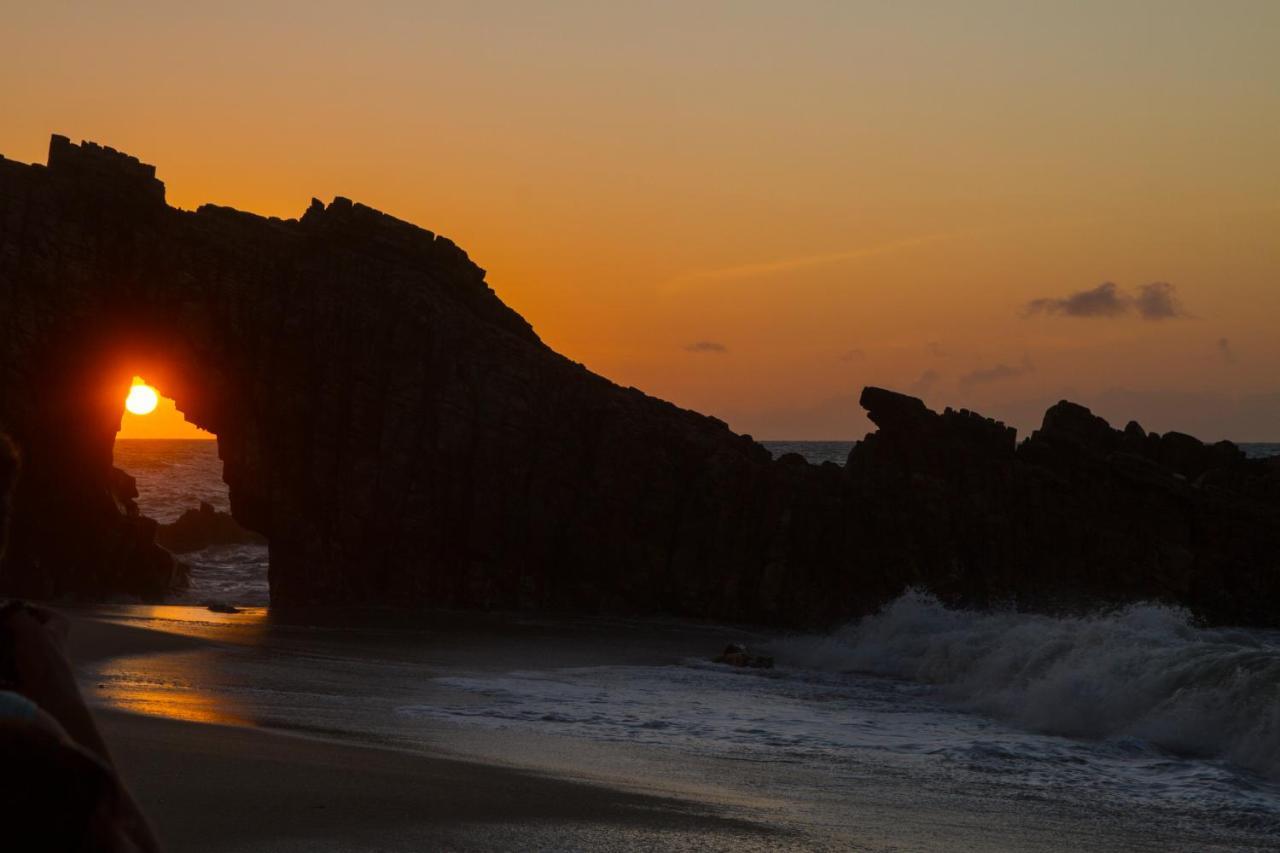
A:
97;710;782;852
59;605;1280;852
68;611;796;852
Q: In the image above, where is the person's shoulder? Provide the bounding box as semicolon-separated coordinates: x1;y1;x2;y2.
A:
0;688;40;722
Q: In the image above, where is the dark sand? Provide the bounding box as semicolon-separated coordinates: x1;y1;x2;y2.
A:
64;609;1249;852
97;711;781;852
68;614;791;852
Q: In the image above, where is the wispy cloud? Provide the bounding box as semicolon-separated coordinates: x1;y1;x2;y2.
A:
1026;282;1127;318
839;348;866;362
1133;282;1185;320
960;355;1035;388
1024;282;1188;321
684;340;727;354
665;234;951;290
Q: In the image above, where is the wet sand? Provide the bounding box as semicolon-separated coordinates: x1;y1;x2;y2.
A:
62;608;1267;853
68;612;791;852
97;710;779;852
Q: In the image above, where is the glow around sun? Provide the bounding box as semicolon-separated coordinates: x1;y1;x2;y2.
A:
125;380;159;416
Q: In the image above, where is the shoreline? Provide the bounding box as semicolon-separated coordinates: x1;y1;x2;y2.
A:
69;608;796;852
65;604;1280;852
96;710;782;852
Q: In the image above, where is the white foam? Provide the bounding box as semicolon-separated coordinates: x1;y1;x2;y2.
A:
771;590;1280;777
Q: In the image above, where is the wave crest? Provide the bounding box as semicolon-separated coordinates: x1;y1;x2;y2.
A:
772;590;1280;777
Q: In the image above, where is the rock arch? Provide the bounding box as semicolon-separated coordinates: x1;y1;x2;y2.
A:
1;137;1277;626
0;136;819;616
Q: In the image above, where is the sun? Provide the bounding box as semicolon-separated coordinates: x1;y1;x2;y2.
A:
125;380;159;416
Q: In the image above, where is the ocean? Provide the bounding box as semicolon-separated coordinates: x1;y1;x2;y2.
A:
113;439;270;607
105;437;1280;849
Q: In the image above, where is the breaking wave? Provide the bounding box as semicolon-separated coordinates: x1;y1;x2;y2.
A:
772;590;1280;777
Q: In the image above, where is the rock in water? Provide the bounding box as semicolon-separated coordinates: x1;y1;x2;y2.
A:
157;502;267;553
713;644;775;669
0;137;1277;626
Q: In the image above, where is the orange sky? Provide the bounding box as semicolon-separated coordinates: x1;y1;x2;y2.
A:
119;392;212;440
5;2;1278;441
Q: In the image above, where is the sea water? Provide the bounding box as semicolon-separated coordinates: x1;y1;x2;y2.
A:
113;439;270;606
90;597;1280;850
406;601;1280;847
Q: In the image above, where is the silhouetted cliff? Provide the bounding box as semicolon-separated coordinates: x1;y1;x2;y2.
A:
0;136;1276;625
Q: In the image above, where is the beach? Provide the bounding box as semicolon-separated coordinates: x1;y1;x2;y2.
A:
97;710;779;852
72;610;794;852
66;604;1280;852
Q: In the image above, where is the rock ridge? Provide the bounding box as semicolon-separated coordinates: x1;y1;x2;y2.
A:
0;136;1276;626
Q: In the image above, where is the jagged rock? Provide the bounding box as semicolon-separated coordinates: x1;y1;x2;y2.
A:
0;136;1277;626
1039;399;1119;451
713;643;774;669
156;502;267;553
204;601;240;614
847;393;1280;624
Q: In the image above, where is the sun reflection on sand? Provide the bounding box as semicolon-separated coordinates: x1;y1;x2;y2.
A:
91;643;258;727
99;680;252;726
80;605;274;727
97;604;271;645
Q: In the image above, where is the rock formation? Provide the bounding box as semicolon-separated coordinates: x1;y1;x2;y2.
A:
0;136;1277;625
843;389;1280;626
156;502;266;553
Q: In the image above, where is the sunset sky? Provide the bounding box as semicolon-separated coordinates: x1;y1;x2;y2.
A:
5;2;1277;441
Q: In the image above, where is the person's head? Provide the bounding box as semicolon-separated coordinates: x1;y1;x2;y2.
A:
0;433;16;558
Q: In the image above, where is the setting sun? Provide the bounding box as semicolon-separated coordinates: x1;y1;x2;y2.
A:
125;381;159;416
117;377;213;439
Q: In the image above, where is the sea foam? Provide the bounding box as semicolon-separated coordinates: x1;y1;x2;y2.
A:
772;590;1280;777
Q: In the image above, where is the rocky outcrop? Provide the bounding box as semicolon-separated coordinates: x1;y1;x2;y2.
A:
156;502;266;553
842;389;1280;625
0;136;1277;624
713;644;774;669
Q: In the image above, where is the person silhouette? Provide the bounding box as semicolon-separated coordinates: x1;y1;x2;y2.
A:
0;434;160;852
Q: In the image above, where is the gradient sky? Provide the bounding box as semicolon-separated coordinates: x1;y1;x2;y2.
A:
5;1;1278;441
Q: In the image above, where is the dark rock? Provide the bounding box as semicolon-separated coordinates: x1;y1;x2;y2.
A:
156;502;267;553
0;136;1277;627
860;387;932;434
713;643;774;669
204;601;240;614
1039;399;1118;451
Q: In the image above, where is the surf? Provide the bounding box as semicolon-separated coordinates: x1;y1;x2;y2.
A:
773;590;1280;777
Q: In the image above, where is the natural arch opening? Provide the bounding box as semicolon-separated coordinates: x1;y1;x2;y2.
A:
112;376;269;608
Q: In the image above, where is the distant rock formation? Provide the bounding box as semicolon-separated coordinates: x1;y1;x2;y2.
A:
0;136;1277;623
844;388;1280;626
156;502;266;553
